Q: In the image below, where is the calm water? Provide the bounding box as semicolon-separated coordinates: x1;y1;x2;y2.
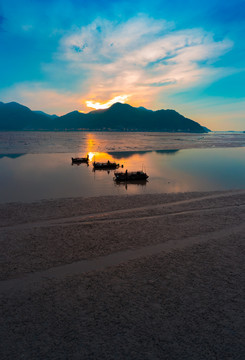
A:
0;133;244;203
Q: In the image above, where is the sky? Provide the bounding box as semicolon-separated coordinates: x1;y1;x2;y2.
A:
0;0;244;130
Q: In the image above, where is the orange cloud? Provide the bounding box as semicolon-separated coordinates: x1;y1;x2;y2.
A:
86;95;130;109
59;17;232;113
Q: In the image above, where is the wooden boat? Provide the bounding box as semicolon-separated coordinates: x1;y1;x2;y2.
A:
114;170;149;182
93;160;120;170
71;155;89;164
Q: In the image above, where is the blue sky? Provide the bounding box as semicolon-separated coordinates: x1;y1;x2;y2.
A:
0;0;244;130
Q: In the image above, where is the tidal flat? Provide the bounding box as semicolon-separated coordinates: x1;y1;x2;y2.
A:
1;190;245;359
1;131;245;154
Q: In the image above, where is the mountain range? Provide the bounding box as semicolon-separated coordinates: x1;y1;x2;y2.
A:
0;101;208;132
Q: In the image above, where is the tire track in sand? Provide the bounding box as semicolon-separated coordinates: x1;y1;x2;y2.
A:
1;190;245;231
1;221;244;294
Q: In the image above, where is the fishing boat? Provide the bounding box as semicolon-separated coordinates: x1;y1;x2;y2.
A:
71;155;89;164
93;160;120;170
114;170;149;182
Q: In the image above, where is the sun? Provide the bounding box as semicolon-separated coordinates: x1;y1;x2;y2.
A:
85;95;130;110
87;152;95;161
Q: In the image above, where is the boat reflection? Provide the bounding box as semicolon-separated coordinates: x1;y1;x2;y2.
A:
92;168;114;174
114;179;148;190
71;161;89;166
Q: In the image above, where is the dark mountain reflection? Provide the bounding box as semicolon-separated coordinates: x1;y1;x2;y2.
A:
0;153;26;159
155;150;179;155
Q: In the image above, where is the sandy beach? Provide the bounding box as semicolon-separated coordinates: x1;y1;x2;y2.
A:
1;190;245;359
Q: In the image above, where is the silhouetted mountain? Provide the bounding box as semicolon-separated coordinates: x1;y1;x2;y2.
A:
58;102;206;132
137;106;153;112
33;110;58;119
52;111;88;130
202;126;211;132
0;101;207;132
0;102;52;130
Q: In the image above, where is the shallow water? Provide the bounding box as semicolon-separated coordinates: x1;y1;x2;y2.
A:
0;146;244;203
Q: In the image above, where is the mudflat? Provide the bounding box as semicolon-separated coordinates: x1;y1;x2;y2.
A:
1;132;245;154
1;190;245;359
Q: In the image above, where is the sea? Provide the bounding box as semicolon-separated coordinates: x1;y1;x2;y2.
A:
0;131;244;203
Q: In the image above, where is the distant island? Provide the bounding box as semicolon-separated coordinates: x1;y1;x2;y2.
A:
0;101;208;133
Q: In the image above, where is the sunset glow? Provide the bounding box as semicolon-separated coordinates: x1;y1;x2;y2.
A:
0;0;244;129
86;95;130;110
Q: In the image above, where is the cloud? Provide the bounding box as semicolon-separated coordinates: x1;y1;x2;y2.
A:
86;95;130;109
0;83;83;115
56;15;233;109
2;15;234;115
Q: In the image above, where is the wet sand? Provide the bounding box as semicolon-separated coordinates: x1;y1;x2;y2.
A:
1;190;245;359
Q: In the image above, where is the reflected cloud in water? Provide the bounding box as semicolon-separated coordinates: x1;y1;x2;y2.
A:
107;149;179;159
